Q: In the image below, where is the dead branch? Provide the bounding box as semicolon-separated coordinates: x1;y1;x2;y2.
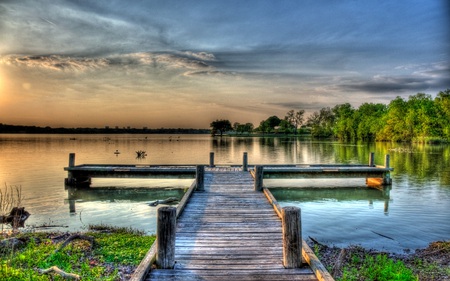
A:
39;266;80;280
54;233;95;253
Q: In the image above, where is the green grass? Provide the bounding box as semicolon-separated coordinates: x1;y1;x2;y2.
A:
338;253;418;281
0;225;155;281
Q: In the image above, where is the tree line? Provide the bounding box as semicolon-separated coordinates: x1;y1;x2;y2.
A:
210;89;450;142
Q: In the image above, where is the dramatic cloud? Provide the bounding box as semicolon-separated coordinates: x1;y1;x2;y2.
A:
1;51;217;74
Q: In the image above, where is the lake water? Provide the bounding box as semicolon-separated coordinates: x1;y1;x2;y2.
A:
0;134;449;253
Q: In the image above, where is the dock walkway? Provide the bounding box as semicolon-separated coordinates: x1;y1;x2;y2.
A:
146;168;319;281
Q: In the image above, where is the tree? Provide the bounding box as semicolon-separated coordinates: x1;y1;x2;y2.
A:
306;107;335;137
210;119;232;137
258;116;281;134
435;89;450;139
286;110;305;134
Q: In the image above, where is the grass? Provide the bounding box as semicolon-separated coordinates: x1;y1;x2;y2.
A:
0;224;155;281
313;241;450;281
338;253;417;281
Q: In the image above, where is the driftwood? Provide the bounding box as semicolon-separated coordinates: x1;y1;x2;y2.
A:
332;248;346;276
39;266;80;280
0;207;30;228
54;234;95;254
148;197;178;207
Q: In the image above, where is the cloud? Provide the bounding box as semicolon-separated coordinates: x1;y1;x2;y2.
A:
338;62;450;94
0;51;218;74
0;55;110;72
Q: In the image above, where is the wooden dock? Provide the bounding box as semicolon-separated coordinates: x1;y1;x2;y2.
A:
63;152;394;281
130;167;333;281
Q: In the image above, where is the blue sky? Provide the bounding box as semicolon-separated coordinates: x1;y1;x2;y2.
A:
0;0;448;128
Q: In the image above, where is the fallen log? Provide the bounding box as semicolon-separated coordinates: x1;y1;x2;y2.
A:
0;207;30;228
148;197;179;207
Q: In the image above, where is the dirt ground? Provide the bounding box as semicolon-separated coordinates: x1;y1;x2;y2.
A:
309;238;450;281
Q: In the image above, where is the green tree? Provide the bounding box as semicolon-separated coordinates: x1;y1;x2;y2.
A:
332;103;355;140
210;119;232;137
354;103;387;140
435;89;450;139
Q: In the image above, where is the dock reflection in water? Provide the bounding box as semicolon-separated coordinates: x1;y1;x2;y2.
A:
66;187;186;213
270;185;391;214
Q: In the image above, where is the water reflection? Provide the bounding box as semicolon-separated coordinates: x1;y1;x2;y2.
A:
66;187;185;213
270;186;391;214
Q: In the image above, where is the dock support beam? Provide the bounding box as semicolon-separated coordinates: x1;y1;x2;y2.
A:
254;166;264;191
282;206;302;268
196;165;205;191
209;152;215;167
243;152;248;172
156;206;176;269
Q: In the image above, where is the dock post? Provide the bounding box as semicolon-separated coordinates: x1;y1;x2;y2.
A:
67;153;76;185
282;206;302;268
156;206;176;269
243;152;248;172
383;154;392;185
368;152;375;167
69;153;76;167
196;165;205;191
209;152;215;167
254;165;264;191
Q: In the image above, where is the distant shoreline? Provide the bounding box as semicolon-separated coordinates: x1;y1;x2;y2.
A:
0;123;210;134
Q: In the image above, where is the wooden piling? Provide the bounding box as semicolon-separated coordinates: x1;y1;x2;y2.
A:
243;152;248;171
209;152;215;167
196;165;205;191
69;153;76;167
383;154;392;185
156;206;176;269
368;152;375;167
282;206;302;268
254;165;264;191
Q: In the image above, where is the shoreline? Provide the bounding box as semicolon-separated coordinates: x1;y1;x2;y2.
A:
2;227;448;280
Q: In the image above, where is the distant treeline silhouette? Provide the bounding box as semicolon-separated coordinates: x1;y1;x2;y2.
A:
0;124;210;134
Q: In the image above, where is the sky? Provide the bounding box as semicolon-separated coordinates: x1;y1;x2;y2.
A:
0;0;449;129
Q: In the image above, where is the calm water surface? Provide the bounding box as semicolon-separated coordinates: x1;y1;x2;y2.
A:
0;134;449;253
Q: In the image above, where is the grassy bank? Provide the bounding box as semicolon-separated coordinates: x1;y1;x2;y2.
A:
311;239;450;281
0;225;155;281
